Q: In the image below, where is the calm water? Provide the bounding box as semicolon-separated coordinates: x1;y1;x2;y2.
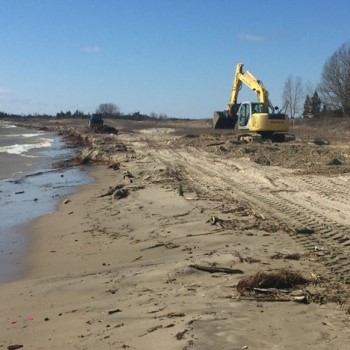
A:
0;121;92;282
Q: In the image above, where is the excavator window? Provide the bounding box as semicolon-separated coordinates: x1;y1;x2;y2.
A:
251;103;266;114
239;103;250;126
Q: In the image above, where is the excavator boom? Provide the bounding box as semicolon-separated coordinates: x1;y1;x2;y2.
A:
227;63;270;111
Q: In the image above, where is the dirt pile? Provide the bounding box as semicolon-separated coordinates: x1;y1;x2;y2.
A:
178;134;350;175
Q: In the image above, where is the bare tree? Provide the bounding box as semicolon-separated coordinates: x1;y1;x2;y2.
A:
304;81;316;98
96;103;120;117
318;42;350;116
282;75;303;118
149;112;158;119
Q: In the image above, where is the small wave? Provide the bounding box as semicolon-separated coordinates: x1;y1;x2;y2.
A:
0;138;54;155
2;124;17;129
3;132;44;138
22;133;44;138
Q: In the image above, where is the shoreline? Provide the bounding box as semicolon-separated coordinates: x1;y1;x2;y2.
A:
1;119;349;349
23;165;99;279
0;124;93;283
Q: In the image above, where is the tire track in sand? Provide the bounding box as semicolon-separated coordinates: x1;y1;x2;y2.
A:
151;147;350;284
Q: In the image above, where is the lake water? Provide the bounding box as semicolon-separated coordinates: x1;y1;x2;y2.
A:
0;120;92;282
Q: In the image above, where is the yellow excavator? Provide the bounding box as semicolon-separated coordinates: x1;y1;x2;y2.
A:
213;63;294;142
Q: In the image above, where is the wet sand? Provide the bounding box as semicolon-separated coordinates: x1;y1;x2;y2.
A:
0;166;92;282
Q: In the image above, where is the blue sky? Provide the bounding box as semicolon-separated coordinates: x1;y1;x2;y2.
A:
0;0;349;118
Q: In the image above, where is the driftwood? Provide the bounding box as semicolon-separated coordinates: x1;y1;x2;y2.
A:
141;242;179;251
132;256;142;262
175;329;188;340
239;290;311;304
205;141;226;147
165;312;185;318
294;227;315;234
253;287;289;294
239;296;291;302
236;252;261;263
271;252;302;260
139;325;163;337
108;309;122;315
189;264;244;274
99;184;124;197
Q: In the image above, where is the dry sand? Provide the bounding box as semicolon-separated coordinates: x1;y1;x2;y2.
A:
1;120;350;349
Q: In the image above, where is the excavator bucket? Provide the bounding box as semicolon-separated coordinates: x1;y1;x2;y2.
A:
213;111;238;129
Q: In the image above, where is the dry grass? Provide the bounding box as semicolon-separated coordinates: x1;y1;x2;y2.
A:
237;269;309;294
290;117;350;144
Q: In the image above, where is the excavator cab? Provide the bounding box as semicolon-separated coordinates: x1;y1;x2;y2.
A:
238;102;268;128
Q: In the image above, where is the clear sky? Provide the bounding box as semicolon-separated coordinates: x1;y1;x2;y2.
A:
0;0;349;118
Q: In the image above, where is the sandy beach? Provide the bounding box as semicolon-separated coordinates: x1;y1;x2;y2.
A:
1;119;350;349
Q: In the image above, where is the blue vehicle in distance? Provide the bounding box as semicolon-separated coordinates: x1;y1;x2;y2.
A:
89;114;104;127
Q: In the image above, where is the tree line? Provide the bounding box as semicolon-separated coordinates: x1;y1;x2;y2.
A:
0;104;185;121
282;42;350;118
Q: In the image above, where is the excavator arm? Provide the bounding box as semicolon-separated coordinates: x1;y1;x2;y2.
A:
227;63;270;112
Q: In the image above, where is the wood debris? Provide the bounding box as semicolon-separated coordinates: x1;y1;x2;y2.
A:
190;264;244;274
